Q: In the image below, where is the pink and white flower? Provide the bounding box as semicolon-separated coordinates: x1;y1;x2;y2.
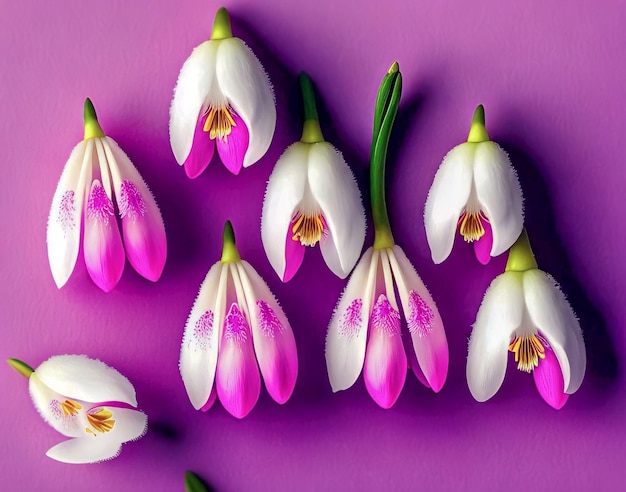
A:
466;232;586;409
325;245;448;408
8;355;147;464
47;98;167;292
261;140;366;281
180;221;298;418
169;7;275;178
424;105;523;265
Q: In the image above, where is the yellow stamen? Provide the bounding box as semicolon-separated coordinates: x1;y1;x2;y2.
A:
203;106;237;140
459;211;488;242
87;408;116;434
508;334;546;373
85;428;96;437
61;399;82;416
291;212;326;247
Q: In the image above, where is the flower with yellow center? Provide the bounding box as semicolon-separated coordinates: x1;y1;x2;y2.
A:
424;105;524;265
466;231;587;409
7;355;147;463
170;7;276;178
261;73;366;282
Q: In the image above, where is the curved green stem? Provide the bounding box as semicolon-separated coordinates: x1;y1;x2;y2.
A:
505;229;538;272
211;7;233;40
467;104;489;143
299;72;324;143
184;471;209;492
7;358;34;378
371;62;402;250
83;98;105;140
221;220;241;263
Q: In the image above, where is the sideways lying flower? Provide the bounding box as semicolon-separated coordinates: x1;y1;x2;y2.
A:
180;221;298;418
325;63;448;408
47;99;167;292
466;230;586;409
7;355;147;463
424;105;523;265
170;7;276;178
262;73;365;281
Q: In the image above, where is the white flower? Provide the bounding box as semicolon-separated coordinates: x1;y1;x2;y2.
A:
424;105;523;265
169;7;275;178
261;72;365;281
466;232;586;409
9;355;147;463
180;222;298;418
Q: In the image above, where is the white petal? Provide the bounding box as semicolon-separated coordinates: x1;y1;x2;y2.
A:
261;142;309;279
387;246;448;392
169;40;218;164
424;143;475;264
29;375;83;437
180;262;228;409
467;272;524;401
307;142;366;278
237;261;298;404
523;269;586;394
47;139;93;288
45;408;147;464
325;247;379;391
473;141;523;257
216;37;276;167
35;355;138;406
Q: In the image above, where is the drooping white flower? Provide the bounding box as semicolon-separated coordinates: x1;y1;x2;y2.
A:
8;355;147;463
170;7;276;178
261;73;365;281
180;221;298;418
424;105;523;265
47;99;167;291
466;231;586;409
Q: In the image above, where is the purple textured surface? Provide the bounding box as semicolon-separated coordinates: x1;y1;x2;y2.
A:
1;1;625;490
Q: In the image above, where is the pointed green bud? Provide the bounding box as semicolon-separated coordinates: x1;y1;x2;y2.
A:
388;61;399;74
184;471;209;492
299;72;324;143
505;229;538;272
7;358;34;378
467;104;489;143
221;220;241;264
83;98;105;140
211;7;233;40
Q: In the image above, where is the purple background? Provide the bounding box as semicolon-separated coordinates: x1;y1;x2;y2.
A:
1;1;625;490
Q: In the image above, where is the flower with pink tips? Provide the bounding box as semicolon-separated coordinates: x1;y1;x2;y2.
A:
169;7;276;178
47;98;167;292
325;62;448;408
180;221;298;418
424;105;523;265
466;231;586;409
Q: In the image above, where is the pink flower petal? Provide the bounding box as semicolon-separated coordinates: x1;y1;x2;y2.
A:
216;303;261;418
404;335;430;388
282;222;305;282
238;262;298;404
473;217;493;265
533;341;569;410
183;113;215;179
216;111;249;175
83;180;126;292
363;294;407;409
200;387;218;413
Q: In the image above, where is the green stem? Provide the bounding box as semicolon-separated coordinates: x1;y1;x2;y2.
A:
184;471;209;492
221;220;241;263
467;104;489;143
371;62;402;250
7;358;34;378
299;72;324;143
83;98;105;140
211;7;233;40
505;229;538;272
